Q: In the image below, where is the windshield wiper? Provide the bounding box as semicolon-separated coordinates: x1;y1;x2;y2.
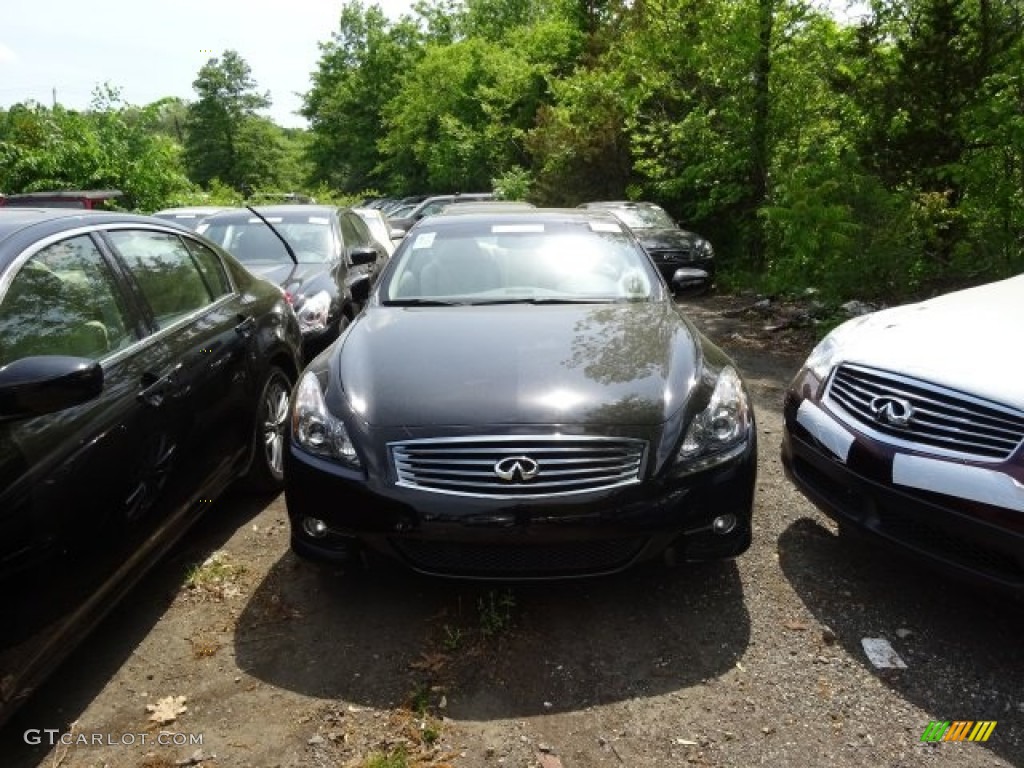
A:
246;205;298;265
466;297;619;305
382;298;467;306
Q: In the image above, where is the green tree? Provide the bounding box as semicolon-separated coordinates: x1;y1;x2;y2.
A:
0;87;191;211
303;2;424;192
184;50;274;192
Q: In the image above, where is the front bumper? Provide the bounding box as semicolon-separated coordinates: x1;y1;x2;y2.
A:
285;435;756;579
652;256;715;285
782;384;1024;594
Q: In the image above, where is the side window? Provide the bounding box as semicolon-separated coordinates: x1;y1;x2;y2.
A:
339;213;363;252
347;213;374;245
108;231;214;329
182;238;232;299
0;235;134;366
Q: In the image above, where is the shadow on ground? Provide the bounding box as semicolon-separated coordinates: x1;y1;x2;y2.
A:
235;554;750;719
0;488;272;765
779;517;1024;766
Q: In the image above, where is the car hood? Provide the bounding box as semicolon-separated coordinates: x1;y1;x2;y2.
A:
635;228;698;250
244;262;332;299
835;274;1024;409
336;303;702;427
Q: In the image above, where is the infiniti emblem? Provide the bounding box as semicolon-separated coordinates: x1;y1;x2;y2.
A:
870;395;915;427
494;456;540;483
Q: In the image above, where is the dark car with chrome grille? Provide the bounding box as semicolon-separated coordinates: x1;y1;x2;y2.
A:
285;209;756;579
781;275;1024;594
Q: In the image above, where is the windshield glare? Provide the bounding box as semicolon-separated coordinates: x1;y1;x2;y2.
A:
383;222;659;303
609;206;675;230
199;218;335;264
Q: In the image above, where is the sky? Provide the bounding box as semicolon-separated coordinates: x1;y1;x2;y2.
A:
1;0;414;129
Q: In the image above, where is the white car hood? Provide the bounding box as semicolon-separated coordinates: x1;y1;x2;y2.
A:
835;274;1024;410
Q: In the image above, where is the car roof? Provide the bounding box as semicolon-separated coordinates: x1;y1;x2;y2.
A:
415;208;623;230
153;206;228;215
579;200;662;210
2;189;124;201
0;209;194;270
200;205;339;221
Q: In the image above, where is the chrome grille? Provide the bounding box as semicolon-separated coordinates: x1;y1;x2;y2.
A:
825;364;1024;461
648;248;692;262
390;435;647;497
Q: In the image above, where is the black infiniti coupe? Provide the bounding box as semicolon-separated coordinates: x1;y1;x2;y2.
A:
285;209;755;579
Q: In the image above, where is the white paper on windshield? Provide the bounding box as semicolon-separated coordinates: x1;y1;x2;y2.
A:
249;217;283;223
308;216;329;224
589;221;622;233
412;232;436;249
492;224;545;233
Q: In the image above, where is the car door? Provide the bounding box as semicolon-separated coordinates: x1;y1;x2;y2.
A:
339;210;384;308
102;228;255;502
0;230;170;645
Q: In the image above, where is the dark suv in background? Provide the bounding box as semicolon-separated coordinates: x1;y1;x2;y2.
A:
578;201;715;290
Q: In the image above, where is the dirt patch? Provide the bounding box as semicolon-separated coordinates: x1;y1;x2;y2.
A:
3;294;1022;768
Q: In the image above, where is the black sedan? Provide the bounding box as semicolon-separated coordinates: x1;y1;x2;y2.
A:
285;209;756;579
781;276;1024;594
198;205;387;358
0;209;302;724
578;201;715;288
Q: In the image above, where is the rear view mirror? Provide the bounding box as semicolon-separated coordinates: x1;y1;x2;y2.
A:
0;356;104;420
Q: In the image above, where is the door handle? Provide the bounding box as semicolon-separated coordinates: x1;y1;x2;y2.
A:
235;315;256;337
138;363;184;407
138;372;171;407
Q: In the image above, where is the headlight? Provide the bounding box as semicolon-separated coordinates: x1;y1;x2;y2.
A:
696;239;714;258
803;314;872;380
295;290;331;334
677;366;751;472
292;371;360;466
804;333;842;380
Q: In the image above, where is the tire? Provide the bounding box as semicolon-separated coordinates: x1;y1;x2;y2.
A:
241;365;293;494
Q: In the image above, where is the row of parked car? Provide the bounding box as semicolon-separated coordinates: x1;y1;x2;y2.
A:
1;190;1020;729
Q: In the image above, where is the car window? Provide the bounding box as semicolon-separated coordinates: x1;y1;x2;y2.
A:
182;237;232;298
384;221;655;302
0;235;134;366
339;212;364;251
200;218;334;264
418;200;451;218
107;230;216;329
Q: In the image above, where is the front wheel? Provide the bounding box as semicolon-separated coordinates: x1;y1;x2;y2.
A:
241;366;293;493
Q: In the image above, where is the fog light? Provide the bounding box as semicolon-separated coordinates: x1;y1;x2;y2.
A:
302;517;329;538
712;514;737;535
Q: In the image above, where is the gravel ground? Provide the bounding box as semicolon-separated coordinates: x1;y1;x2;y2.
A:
2;293;1021;768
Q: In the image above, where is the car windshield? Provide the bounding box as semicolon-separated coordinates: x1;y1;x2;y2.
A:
381;218;659;304
198;216;335;264
607;206;675;230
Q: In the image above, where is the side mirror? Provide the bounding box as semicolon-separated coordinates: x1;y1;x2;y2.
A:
349;246;378;267
670;268;709;297
350;277;371;305
0;356;104;420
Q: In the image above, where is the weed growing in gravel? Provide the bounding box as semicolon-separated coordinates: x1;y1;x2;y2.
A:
362;747;408;768
442;624;463;651
478;588;516;637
